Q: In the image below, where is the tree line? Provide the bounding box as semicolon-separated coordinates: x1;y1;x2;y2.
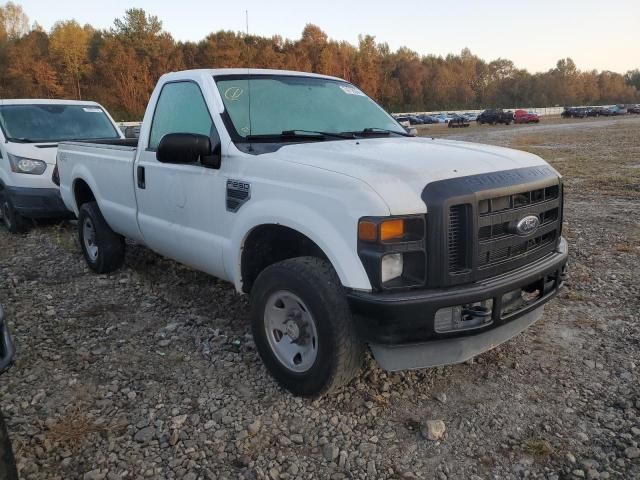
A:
1;3;638;120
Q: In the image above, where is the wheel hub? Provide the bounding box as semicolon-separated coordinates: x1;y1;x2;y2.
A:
264;291;319;373
83;218;99;261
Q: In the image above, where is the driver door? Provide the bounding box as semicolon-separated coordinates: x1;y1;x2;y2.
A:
134;80;228;279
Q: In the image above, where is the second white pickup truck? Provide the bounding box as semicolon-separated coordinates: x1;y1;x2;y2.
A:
57;69;568;396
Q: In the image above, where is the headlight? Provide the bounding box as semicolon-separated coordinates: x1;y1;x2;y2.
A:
8;154;47;175
358;215;426;290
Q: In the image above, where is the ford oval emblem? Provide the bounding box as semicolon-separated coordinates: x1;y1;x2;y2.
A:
515;215;540;236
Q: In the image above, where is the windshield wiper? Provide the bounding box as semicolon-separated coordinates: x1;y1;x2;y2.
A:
282;129;354;139
347;128;413;137
246;130;355;141
7;137;37;143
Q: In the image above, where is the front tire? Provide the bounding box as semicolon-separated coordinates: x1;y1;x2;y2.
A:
250;257;364;397
78;202;125;274
1;198;26;234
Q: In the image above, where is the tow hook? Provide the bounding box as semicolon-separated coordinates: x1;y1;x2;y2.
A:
462;305;492;323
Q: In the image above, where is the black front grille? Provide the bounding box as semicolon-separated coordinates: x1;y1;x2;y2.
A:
476;185;561;271
423;166;563;288
448;204;470;273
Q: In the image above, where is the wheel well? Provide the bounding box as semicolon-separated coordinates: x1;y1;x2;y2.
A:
241;225;328;294
74;179;95;209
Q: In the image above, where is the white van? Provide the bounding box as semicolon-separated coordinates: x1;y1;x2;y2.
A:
0;99;123;233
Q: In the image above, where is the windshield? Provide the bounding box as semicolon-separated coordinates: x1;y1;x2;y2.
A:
0;104;120;143
214;75;405;140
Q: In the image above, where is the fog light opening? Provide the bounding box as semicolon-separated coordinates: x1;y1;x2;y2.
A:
381;253;403;283
434;300;494;333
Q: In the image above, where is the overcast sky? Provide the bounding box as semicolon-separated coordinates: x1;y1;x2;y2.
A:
16;0;640;73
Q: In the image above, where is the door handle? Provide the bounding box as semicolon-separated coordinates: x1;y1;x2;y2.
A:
137;166;146;189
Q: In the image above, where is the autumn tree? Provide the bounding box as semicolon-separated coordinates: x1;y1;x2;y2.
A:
0;1;28;40
49;20;93;99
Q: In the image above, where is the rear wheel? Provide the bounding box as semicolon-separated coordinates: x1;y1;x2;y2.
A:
78;202;125;273
0;198;25;234
250;257;364;397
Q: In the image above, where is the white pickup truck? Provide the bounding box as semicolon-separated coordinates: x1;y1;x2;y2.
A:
57;69;568;396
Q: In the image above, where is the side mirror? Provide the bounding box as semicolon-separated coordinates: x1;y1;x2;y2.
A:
156;133;221;169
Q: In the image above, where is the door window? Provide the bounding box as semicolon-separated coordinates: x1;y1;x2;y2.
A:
149;81;215;150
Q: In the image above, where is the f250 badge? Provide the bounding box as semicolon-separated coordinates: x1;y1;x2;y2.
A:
226;179;251;212
515;215;540;236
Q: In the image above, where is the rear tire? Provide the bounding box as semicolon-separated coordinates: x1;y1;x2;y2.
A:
250;257;364;397
78;201;125;274
0;198;26;234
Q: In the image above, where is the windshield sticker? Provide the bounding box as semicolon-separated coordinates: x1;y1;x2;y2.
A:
83;107;103;113
339;85;366;96
224;86;244;101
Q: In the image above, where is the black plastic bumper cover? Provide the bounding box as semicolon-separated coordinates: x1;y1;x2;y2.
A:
347;237;568;346
2;186;71;219
0;306;15;374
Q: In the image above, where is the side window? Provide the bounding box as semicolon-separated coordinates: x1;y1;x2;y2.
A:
149;81;215;150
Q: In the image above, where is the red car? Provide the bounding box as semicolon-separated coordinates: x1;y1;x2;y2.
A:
514;110;540;124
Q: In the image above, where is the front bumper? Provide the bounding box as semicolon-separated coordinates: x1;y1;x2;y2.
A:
347;237;568;369
3;186;71;219
0;306;15;374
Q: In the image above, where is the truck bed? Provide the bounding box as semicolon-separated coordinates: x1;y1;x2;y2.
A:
57;139;143;242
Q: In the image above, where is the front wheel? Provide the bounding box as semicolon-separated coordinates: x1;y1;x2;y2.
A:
250;257;364;397
0;198;26;234
78;202;125;273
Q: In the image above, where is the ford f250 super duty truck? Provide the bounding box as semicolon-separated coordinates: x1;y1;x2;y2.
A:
57;69;568;397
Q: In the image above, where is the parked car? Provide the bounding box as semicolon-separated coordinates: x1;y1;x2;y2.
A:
123;125;141;139
394;116;411;128
628;105;640;114
610;105;628;115
0;100;123;233
561;107;586;118
0;305;17;480
514;110;540;124
57;68;568;397
393;115;423;126
431;113;450;123
447;116;470;128
477;109;513;125
585;107;602;117
417;114;439;124
462;112;479;122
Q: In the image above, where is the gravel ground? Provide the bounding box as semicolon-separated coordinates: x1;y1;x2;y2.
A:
1;116;639;479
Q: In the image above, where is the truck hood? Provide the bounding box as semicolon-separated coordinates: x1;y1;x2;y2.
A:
6;142;59;165
275;137;553;214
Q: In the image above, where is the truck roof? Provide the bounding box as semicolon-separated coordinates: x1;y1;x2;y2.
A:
160;68;346;83
0;99;103;106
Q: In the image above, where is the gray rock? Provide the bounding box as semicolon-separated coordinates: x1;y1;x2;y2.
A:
134;426;155;443
323;443;339;461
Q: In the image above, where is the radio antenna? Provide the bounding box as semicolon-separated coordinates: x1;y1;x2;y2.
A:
246;10;253;148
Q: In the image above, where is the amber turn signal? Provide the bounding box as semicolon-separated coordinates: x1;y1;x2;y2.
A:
380;219;405;241
358;221;378;242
